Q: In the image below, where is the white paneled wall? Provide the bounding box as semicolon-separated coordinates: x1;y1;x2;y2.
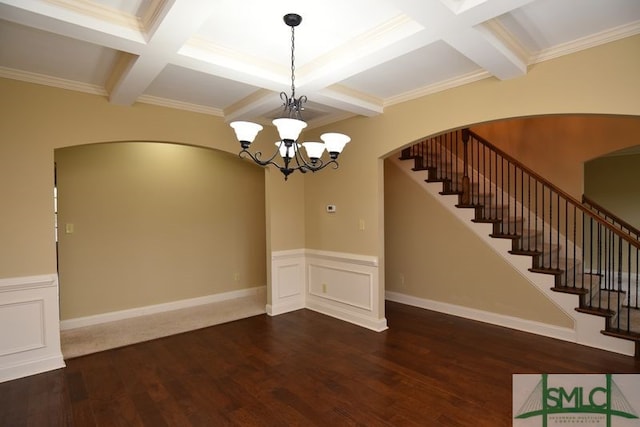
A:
0;275;65;382
269;249;387;331
268;250;306;316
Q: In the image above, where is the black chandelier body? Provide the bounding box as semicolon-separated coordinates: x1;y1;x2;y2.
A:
230;13;350;180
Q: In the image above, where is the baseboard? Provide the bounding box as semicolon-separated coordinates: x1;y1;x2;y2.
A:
61;286;266;330
385;290;576;342
306;299;388;332
0;354;65;383
266;300;305;316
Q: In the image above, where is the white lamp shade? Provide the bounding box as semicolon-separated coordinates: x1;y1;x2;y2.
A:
230;121;263;143
275;141;299;159
321;132;350;153
272;118;307;141
302;142;326;159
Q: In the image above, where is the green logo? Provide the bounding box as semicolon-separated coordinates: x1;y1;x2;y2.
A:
514;374;638;427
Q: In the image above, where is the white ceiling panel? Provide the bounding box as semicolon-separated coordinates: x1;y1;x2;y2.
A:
144;63;259;110
341;40;482;99
499;0;640;52
0;18;118;85
194;0;405;67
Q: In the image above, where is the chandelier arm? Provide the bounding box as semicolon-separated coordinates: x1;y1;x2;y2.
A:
292;146;326;171
239;148;283;169
301;159;339;173
292;147;340;173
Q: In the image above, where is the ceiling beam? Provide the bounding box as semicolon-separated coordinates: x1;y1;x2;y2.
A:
396;0;532;80
312;86;384;117
107;1;218;105
442;23;527;80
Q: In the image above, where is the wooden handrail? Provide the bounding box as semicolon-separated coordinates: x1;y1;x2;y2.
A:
582;194;640;240
467;130;640;249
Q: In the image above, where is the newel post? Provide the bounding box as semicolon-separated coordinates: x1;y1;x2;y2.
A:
461;128;471;205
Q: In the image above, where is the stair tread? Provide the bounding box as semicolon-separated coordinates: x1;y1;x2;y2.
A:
472;218;501;224
490;233;519;240
601;329;640;342
510;243;561;254
576;306;616;317
553;285;589;295
529;267;563;275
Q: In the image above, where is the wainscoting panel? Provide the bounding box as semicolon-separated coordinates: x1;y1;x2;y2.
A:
268;249;387;331
268;250;305;316
305;250;387;332
0;299;45;356
0;274;65;383
308;264;372;310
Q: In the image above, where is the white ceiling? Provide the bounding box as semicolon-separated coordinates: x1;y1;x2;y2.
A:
1;0;639;128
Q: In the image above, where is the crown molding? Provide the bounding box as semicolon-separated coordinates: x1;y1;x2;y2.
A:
306;111;355;130
530;20;640;64
0;66;223;116
0;66;107;96
137;94;224;116
139;0;166;35
384;69;490;107
46;0;143;31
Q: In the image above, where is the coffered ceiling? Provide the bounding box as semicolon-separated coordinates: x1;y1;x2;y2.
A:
1;0;639;128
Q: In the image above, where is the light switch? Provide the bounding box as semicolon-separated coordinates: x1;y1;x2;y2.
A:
65;223;74;234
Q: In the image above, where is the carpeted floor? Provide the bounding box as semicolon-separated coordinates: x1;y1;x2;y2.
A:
60;288;266;359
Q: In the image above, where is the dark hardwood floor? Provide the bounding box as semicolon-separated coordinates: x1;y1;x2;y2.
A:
2;301;639;426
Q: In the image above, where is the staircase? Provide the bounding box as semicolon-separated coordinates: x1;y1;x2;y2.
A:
398;129;640;357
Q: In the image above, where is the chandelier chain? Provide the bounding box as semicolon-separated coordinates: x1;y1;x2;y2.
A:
290;24;296;99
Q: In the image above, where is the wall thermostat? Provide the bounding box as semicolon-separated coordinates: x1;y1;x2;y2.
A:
326;204;336;213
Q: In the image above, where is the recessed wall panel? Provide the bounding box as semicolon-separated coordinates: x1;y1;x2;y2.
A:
0;300;45;355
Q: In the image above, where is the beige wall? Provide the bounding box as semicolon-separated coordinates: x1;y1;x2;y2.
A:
1;34;639;328
585;152;640;230
384;160;573;327
471;115;640;199
55;142;266;319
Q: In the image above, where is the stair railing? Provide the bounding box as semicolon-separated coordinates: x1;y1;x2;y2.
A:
582;194;640;242
401;129;640;340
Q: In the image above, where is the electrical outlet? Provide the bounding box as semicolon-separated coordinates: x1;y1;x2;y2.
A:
322;283;327;293
234;273;240;282
400;274;405;287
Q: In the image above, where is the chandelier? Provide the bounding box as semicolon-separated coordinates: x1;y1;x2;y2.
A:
229;13;351;180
